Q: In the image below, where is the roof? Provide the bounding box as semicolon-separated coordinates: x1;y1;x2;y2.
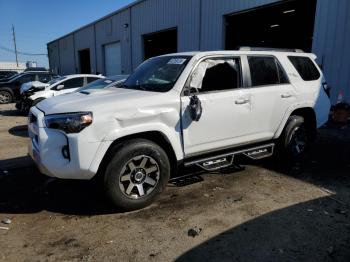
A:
47;0;146;45
162;50;316;59
64;74;105;78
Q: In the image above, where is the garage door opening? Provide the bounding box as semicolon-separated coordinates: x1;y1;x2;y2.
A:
78;49;91;74
143;28;177;60
225;0;317;52
104;42;121;76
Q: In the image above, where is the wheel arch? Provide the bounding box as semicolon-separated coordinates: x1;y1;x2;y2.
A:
94;131;180;180
275;107;317;139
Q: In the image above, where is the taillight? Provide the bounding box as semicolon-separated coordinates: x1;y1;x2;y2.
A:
322;82;331;98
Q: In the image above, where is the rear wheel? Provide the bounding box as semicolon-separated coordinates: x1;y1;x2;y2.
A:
104;139;170;211
278;115;311;160
0;90;13;104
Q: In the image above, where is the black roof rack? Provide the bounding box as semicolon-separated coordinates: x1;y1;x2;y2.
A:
239;47;304;53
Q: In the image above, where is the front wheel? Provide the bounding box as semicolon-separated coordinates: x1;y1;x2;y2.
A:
103;139;170;211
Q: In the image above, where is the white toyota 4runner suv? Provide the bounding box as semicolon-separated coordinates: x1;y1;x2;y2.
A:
28;50;331;210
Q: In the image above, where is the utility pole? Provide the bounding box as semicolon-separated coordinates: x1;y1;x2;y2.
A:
12;25;19;67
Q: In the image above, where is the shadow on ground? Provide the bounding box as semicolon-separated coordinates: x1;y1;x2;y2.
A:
176;195;350;262
8;125;28;137
176;126;350;262
0;107;25;117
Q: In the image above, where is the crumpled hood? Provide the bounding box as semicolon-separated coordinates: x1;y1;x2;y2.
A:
20;81;49;94
36;88;163;115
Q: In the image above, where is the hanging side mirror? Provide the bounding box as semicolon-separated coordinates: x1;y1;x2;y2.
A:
189;89;202;122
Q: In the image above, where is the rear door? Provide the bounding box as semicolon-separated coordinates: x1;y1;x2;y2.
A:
246;55;296;137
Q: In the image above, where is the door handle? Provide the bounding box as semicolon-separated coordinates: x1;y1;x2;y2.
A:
235;98;249;105
281;93;292;98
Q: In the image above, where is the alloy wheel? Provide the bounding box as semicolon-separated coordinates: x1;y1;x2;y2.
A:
119;155;160;199
0;91;11;104
289;126;308;157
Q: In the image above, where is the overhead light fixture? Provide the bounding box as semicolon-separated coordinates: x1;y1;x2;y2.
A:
283;9;295;14
270;24;280;28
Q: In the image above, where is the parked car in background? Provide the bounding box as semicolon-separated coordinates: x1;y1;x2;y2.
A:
0;71;18;81
0;71;58;104
16;74;104;113
28;50;331;211
20;75;61;95
77;75;128;93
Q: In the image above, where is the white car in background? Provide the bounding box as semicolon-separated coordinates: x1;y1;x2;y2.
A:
17;74;104;113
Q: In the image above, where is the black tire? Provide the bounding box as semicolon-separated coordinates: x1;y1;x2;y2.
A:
0;89;13;104
277;115;310;160
103;139;170;211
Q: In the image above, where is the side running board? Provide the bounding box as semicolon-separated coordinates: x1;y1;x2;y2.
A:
184;143;275;171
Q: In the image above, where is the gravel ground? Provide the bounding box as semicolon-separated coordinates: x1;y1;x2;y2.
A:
0;103;349;262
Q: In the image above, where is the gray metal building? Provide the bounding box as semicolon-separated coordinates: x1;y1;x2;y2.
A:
47;0;350;103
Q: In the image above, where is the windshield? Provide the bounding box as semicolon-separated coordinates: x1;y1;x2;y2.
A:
122;56;191;92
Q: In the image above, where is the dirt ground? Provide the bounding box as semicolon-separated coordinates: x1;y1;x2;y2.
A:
0;103;349;262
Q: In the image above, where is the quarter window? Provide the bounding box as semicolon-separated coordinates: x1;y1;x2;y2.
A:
198;58;242;93
288;56;320;81
248;56;288;86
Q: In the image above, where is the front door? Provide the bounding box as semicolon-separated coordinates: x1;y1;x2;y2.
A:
181;57;253;156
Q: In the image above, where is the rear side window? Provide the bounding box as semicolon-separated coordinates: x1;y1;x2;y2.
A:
288;56;320;81
62;77;84;89
248;56;288;87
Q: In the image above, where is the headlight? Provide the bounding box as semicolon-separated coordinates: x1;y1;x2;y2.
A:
44;112;93;134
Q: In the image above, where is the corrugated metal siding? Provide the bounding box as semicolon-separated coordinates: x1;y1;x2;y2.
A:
130;0;201;69
313;0;350;103
74;25;96;73
48;0;350;103
47;41;60;74
94;9;131;74
58;35;75;75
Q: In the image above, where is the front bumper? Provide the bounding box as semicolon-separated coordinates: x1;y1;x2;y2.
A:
28;107;103;180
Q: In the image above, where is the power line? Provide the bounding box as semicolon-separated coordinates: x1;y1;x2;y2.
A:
0;45;47;56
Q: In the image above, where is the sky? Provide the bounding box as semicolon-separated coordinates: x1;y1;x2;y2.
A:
0;0;135;68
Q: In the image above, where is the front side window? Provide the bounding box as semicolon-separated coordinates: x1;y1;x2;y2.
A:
288;56;320;81
122;56;191;92
61;77;84;89
248;56;288;86
196;58;242;93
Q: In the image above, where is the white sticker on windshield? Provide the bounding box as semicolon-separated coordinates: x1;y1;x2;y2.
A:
104;80;113;84
167;58;186;65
